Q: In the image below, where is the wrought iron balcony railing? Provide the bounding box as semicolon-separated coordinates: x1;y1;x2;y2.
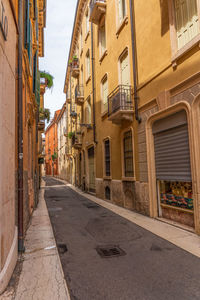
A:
75;85;84;105
89;0;106;25
108;85;133;123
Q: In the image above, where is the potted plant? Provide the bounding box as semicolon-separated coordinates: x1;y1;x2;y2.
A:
68;131;75;139
52;152;58;161
39;108;50;123
72;55;79;68
40;71;54;89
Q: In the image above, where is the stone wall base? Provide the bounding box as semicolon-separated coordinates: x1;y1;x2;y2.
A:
95;179;150;215
0;227;18;295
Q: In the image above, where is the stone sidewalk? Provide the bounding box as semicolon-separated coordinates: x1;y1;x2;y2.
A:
0;180;70;300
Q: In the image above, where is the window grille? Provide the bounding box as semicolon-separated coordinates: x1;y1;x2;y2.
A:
104;139;110;176
123;130;134;177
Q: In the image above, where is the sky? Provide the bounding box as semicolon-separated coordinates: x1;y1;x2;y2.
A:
39;0;77;121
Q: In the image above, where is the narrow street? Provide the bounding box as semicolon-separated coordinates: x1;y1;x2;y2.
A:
44;177;200;300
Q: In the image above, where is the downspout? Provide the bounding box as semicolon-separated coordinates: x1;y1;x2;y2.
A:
18;0;24;252
129;0;141;123
91;22;97;144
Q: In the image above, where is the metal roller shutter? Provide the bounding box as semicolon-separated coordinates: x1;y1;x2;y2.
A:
154;124;191;181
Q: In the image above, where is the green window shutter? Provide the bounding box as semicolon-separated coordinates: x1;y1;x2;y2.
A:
36;70;40;106
25;0;30;47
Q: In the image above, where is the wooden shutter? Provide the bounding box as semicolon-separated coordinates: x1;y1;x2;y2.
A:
25;0;30;47
118;0;123;24
121;52;130;86
153;111;191;181
102;78;108;111
175;0;199;50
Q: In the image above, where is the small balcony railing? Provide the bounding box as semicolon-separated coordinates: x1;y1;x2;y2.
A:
71;58;80;78
38;121;45;132
108;85;133;124
70;104;77;118
75;85;84;105
89;0;106;25
72;134;82;150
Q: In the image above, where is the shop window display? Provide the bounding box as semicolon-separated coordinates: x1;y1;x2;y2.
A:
159;181;193;211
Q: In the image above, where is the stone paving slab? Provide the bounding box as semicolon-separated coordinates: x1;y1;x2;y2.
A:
0;180;70;300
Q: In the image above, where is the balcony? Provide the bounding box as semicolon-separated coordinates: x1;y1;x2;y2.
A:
89;0;106;25
71;58;80;78
108;85;133;124
38;121;45;132
72;134;82;150
75;85;84;105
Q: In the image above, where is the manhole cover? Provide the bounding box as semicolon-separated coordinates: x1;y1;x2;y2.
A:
96;245;126;258
57;243;68;254
84;203;100;209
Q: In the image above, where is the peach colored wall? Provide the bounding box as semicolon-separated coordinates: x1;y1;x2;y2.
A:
0;0;18;288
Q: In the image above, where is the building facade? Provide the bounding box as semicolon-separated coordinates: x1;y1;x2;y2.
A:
45;110;60;176
64;0;200;235
57;104;69;181
0;0;18;293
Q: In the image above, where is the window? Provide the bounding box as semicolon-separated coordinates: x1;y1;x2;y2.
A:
175;0;199;50
120;50;130;85
104;139;111;176
101;75;108;112
118;0;126;24
85;96;91;124
86;9;90;35
99;20;106;57
86;50;90;80
80;29;83;51
123;130;134;177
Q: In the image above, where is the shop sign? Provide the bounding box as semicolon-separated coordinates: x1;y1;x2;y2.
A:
0;1;8;41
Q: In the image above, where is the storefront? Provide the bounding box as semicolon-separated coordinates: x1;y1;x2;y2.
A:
152;110;194;227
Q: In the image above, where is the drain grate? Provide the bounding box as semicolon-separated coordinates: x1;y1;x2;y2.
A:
96;245;126;258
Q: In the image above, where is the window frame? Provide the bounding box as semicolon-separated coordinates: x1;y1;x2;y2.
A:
121;128;135;181
168;0;200;64
101;74;108;114
103;137;112;179
85;49;91;82
99;16;107;60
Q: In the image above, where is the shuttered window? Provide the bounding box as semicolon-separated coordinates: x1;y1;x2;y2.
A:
118;0;126;24
86;50;90;80
124;130;134;177
104;139;110;176
102;76;108;112
120;51;130;86
153;111;191;181
175;0;199;50
99;23;106;56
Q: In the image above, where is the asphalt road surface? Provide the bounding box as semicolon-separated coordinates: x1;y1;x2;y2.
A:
44;177;200;300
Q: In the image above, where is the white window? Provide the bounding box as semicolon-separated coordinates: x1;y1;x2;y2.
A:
85;97;91;124
118;0;126;24
86;9;90;35
120;50;130;86
101;75;108;113
99;21;106;57
175;0;199;50
86;50;90;80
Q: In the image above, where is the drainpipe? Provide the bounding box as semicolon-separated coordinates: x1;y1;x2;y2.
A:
91;22;97;144
18;0;24;252
129;0;141;123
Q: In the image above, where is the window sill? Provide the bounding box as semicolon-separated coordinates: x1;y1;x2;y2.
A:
86;75;91;85
116;16;128;38
99;49;108;64
122;177;135;182
85;31;90;42
103;176;112;180
172;33;200;67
